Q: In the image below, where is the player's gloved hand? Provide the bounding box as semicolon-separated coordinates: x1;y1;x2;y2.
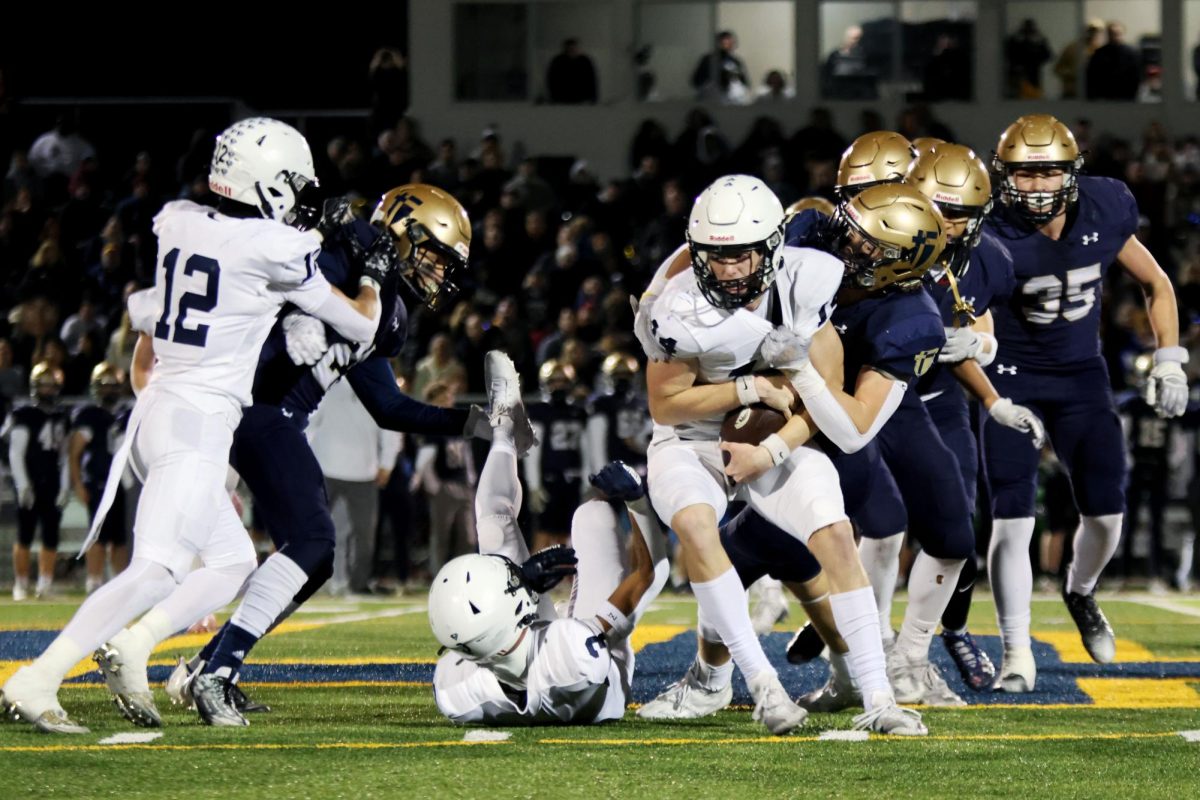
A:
17;486;34;510
282;312;328;366
1147;347;1189;419
760;326;812;368
937;327;982;364
55;486;70;509
528;488;550;514
588;461;646;502
989;397;1046;449
315;196;357;240
520;545;578;593
631;294;670;362
360;230;400;285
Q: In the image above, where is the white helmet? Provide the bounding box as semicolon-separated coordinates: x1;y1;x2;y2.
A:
209;117;317;223
428;554;538;682
686;175;785;309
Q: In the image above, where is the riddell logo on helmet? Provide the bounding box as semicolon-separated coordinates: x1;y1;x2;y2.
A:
847;174;872;184
1024;153;1052;161
933;192;963;204
709;235;736;241
211;183;233;197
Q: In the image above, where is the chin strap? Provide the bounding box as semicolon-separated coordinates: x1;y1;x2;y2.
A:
942;265;977;326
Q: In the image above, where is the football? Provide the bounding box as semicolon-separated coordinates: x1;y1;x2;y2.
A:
720;402;789;446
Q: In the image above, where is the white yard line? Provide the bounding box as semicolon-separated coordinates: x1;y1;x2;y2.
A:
1122;597;1200;620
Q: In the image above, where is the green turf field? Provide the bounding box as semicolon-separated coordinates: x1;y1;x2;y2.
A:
3;592;1199;799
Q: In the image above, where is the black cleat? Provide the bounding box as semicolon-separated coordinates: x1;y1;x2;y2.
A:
785;623;826;664
1062;584;1116;664
229;682;271;714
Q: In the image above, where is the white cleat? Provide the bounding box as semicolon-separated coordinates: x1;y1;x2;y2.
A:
12;582;28;602
1;666;89;734
887;652;966;707
853;692;928;736
637;663;732;720
482;350;537;455
749;579;789;635
93;644;162;727
748;671;808;735
993;647;1037;693
166;657;200;710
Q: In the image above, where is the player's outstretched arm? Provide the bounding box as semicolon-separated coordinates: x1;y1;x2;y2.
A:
787;323;905;453
131;333;155;395
346;356;469;435
1118;235;1189;418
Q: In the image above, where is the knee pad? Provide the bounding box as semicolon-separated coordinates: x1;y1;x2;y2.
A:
570;501;618;544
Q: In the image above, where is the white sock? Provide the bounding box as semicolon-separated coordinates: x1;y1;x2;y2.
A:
230;554;308;638
36;575;53;593
37;558;177;683
989;517;1035;653
894;553;965;662
859;533;903;643
829;586;890;709
691;568;774;683
111;608;175;664
694;653;733;691
1067;513;1123;596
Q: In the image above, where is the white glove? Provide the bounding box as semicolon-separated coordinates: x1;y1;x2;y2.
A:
937;327;982;364
17;486;34;509
55;486;70;509
529;488;550;514
631;294;670;362
282;312;329;366
989;398;1046;448
759;326;812;368
1147;347;1189;419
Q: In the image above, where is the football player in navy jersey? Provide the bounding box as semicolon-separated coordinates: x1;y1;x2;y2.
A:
68;363;131;594
91;185;510;728
3;363;69;601
526;359;590;555
983;114;1186;691
585;352;651;478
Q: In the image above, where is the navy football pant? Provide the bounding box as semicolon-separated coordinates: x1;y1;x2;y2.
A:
822;439;907;540
17;491;61;549
722;506;822;586
984;359;1126;519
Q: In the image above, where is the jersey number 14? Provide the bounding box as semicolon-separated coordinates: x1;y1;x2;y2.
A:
154;249;221;347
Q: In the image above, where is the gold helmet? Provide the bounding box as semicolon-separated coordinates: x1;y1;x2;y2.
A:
784;196;836;222
89;361;126;405
835;132;916;199
905;143;992;277
371;184;472;311
991;114;1083;225
830;183;947;293
911;137;946;160
539;359;576;400
600;352;640;394
30;361;64;402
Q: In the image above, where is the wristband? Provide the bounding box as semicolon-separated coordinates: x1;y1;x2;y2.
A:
974;331;998;367
1154;346;1189;365
359;276;381;293
759;433;790;467
735;375;760;406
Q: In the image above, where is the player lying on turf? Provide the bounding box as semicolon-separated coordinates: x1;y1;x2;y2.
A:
429;353;669;725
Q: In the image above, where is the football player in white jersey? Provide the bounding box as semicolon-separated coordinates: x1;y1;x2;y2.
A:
636;175;924;735
0;117;388;734
430;352;669;725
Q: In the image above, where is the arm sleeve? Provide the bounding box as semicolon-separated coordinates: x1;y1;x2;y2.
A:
346;356;469;435
798;373;907;454
297;285;380;346
585;414;608;476
525;422;545;492
8;426;31;492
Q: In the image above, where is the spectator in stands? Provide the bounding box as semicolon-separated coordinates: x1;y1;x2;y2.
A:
59;296;105;356
1086;22;1140;100
545;38;598;104
28;114;95;182
922;33;972;101
755;70;794;103
1005;18;1053;98
691;31;751;104
425;138;459;191
411;381;476;576
369;47;409;136
1055;19;1105;99
412;333;466;401
0;338;26;408
822;25;877;100
105;308;137;376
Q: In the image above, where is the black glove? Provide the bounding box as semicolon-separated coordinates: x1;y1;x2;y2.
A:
360;230;400;285
315;197;357;240
520;545;578;593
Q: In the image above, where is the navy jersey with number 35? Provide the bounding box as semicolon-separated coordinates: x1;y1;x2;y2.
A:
985;175;1138;370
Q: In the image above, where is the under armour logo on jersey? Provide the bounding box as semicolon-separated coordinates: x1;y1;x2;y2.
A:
996;364;1018;375
834;323;848;334
1081;232;1100;245
281;408;294;419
